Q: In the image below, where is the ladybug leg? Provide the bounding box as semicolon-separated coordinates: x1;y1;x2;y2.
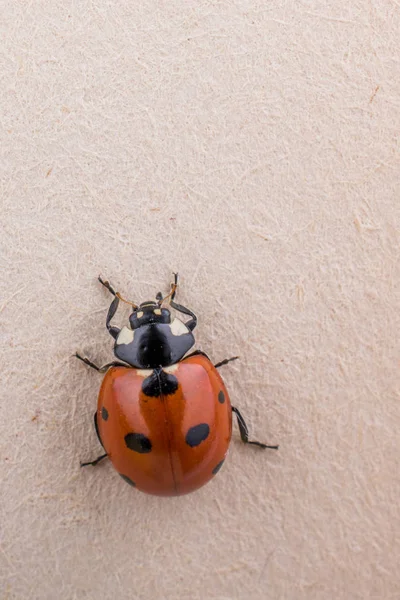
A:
75;354;102;371
74;353;128;372
81;453;108;467
105;296;121;340
214;356;239;369
169;298;197;331
185;349;211;360
81;414;107;467
184;351;238;369
98;277;121;340
232;406;279;450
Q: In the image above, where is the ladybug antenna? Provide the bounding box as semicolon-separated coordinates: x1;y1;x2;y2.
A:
159;272;179;306
115;292;138;310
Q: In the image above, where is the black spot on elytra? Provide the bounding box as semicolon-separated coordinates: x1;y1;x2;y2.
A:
119;474;136;487
212;459;225;475
185;423;210;447
142;369;179;397
101;406;109;420
125;433;152;453
218;390;225;404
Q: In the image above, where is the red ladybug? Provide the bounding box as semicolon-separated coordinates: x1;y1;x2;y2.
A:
77;274;278;496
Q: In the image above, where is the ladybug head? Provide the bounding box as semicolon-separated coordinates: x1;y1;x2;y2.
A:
111;275;197;368
129;301;171;330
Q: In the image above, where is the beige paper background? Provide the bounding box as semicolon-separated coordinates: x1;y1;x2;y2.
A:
1;2;399;599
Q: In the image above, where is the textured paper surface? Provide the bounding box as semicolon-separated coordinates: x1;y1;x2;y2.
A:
1;2;399;599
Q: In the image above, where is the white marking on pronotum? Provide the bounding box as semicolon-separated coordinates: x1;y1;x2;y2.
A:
164;364;179;374
116;326;135;345
154;308;162;315
170;319;188;336
136;311;144;318
137;369;153;378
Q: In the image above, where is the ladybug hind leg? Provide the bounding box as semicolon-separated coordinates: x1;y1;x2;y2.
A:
81;453;107;467
232;406;278;450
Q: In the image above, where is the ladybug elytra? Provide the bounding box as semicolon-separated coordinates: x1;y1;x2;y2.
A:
77;274;278;496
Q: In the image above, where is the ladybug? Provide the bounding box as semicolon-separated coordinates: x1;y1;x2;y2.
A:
76;274;278;496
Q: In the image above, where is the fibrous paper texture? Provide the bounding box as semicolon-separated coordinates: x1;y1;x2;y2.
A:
1;1;399;599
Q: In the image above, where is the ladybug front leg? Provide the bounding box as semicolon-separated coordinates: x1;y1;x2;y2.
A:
169;298;197;331
232;406;279;450
98;276;121;339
